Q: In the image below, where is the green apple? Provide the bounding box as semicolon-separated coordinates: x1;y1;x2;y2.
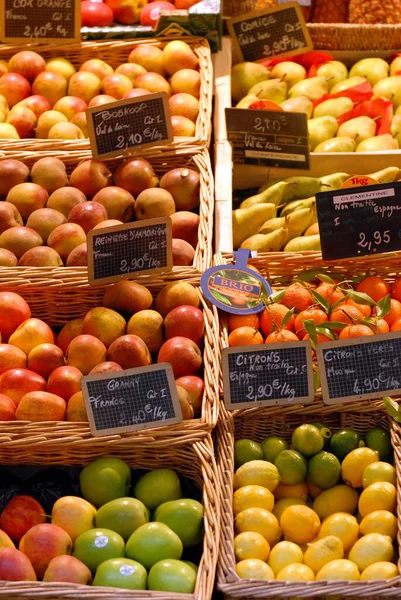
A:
148;559;197;593
154;499;203;548
125;522;182;570
80;458;131;507
183;561;199;575
93;558;147;590
133;469;182;511
95;498;149;541
73;529;125;573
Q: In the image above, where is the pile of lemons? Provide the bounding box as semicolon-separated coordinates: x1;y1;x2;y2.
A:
233;423;398;582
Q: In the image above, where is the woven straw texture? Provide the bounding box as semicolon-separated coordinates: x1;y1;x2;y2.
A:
223;0;275;17
0;37;212;152
217;403;401;597
308;23;401;50
0;433;220;600
0;147;214;274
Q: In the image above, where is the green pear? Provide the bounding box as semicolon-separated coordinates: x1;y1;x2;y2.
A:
308;116;339;150
373;77;401;109
280;96;313;118
284;208;314;242
259;216;286;234
349;58;389;86
337;116;377;145
390;56;401;77
240;181;287;208
232;204;276;249
241;227;288;252
395;106;401;116
320;173;349;191
281;197;316;216
314;137;356;153
231;62;271;103
282;177;321;202
369;166;401;183
316;61;348;90
284;234;321;252
356;134;399;152
248;78;288;104
391;115;401;146
331;76;367;94
236;93;260;108
288;76;329;101
270;62;306;89
313;97;354;119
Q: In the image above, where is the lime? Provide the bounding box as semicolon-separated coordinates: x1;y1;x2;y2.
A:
341;447;379;488
291;424;324;458
329;429;364;461
236;559;274;580
364;428;392;461
361;562;398;581
307;451;340;490
316;559;360;581
362;461;396;488
234;531;270;561
268;540;304;576
275;450;307;485
360;510;397;540
318;512;359;552
348;533;394;571
311;422;332;450
276;563;315;582
261;436;289;463
304;536;344;574
358;482;396;517
234;460;280;492
234;439;263;468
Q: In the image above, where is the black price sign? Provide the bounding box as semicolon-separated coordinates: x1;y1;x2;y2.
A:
222;342;314;410
316;332;401;405
86;93;173;161
82;364;183;436
316;182;401;261
87;217;173;286
227;2;312;63
226;108;309;169
0;0;80;42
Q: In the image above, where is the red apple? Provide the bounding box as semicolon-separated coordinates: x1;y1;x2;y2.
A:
0;548;36;581
105;0;147;24
0;394;16;420
6;106;36;138
19;523;72;578
32;71;68;107
43;555;92;584
8;52;46;82
0;73;31;107
89;361;123;374
164;305;204;344
140;1;175;27
175;375;204;416
14;95;51;118
68;201;108;233
158;336;202;378
81;0;114;26
123;88;151;99
0;496;46;542
47;365;82;401
53;96;87;120
0;368;46;406
88;94;116;107
0;292;31;342
170;211;199;247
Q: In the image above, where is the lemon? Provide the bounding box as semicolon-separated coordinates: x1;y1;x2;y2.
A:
234;460;280;492
359;510;397;540
261;436;289;463
362;461;396;488
233;485;274;515
275;450;307;485
364;427;392;461
234;531;270;562
235;439;263;468
348;533;394;571
308;451;341;490
307;478;322;499
341;447;379;488
316;559;360;581
235;508;281;546
318;513;359;552
360;562;398;581
358;482;396;517
236;558;275;580
280;505;321;545
313;485;358;520
329;429;364;461
273;498;307;522
274;481;308;501
276;563;315;582
292;424;324;457
268;541;303;576
304;536;344;574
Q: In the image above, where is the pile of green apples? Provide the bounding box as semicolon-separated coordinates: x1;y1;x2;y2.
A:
0;457;203;593
232;56;401;153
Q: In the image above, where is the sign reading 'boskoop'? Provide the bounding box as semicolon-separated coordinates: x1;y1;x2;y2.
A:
82;363;183;436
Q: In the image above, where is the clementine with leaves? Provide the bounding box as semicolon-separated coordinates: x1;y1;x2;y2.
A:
339;324;375;339
228;327;264;347
265;330;299;344
294;307;328;334
260;303;295;336
281;283;313;313
227;313;260;333
356;276;390;302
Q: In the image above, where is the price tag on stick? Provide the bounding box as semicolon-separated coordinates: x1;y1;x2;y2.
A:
222;342;314;410
86;93;173;161
0;0;80;42
82;364;183;436
316;332;401;405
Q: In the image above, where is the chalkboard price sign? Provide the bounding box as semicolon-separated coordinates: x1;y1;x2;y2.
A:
227;2;313;63
316;332;401;405
222;342;314;410
226;108;309;169
87;217;173;286
82;363;183;436
86;93;173;161
0;0;80;42
316;182;401;260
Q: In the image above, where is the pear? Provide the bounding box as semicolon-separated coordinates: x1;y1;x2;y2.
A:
355;134;399;152
248;78;288;104
259;216;286;234
281;177;321;202
285;208;314;241
314;136;356;153
320;173;349;191
236;93;260;109
308;116;338;151
331;76;367;94
316;61;348;90
396;106;401;116
349;58;389;86
390;56;401;77
240;181;287;208
284;234;321;252
231;62;271;103
281;197;316;216
391;115;401;146
241;228;288;252
232;204;276;249
271;62;306;89
337;116;377;145
313;97;354;119
369;166;401;183
373;77;401;109
280;96;313;118
288;77;328;101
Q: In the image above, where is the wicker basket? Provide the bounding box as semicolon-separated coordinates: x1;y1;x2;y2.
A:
308;23;401;51
0;433;220;600
217;402;401;598
0;147;214;275
0;37;212;152
223;0;275;17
